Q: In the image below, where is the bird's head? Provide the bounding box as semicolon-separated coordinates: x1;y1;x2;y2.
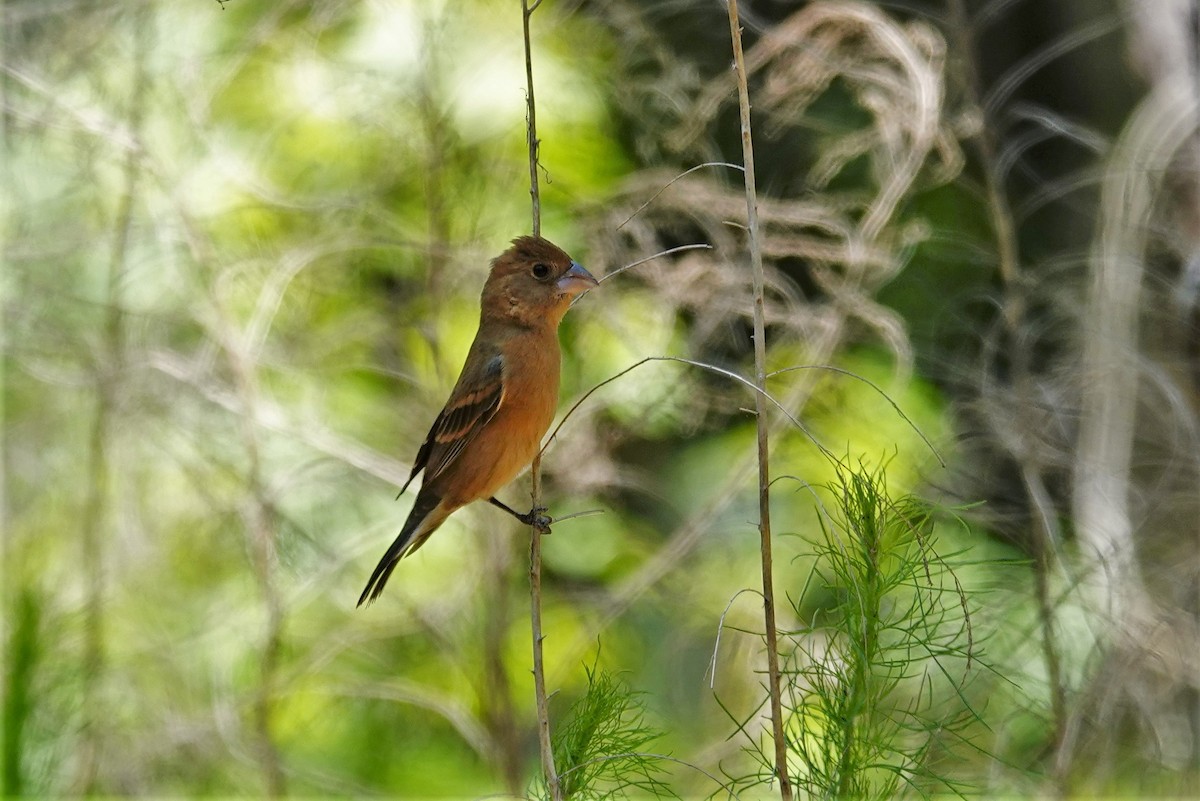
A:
481;235;598;328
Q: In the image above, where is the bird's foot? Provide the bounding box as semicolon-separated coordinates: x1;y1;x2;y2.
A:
517;505;552;534
489;497;552;533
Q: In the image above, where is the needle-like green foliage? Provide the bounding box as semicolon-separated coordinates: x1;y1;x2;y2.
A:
789;460;982;800
533;664;677;801
719;459;986;799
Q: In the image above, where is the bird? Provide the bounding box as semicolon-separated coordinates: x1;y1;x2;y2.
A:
358;236;598;606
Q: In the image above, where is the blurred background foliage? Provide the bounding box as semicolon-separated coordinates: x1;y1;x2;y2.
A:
4;0;1200;797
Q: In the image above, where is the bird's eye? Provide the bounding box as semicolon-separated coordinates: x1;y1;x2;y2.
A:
531;262;551;280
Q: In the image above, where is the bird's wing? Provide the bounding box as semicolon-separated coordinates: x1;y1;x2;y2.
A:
420;349;505;484
397;430;434;497
397;347;505;497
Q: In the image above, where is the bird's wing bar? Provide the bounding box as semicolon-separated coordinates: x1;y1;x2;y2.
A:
423;352;505;482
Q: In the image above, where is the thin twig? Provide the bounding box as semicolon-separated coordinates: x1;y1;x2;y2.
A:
521;0;560;798
707;588;765;689
541;356;833;462
595;243;713;285
552;508;605;523
764;364;945;465
615;161;745;230
725;2;792;798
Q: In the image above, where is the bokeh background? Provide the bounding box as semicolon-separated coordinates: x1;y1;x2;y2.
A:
4;0;1200;797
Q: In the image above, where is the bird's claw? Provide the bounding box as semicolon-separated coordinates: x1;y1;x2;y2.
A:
519;505;552;534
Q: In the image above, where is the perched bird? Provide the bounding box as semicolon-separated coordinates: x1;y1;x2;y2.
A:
358;236;598;606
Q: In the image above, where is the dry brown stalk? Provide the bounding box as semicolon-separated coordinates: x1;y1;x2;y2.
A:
521;1;561;798
726;1;792;797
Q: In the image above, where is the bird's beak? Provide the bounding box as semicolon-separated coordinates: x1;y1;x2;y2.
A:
556;260;599;297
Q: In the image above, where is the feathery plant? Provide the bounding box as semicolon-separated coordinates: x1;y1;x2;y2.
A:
532;664;676;801
783;459;980;799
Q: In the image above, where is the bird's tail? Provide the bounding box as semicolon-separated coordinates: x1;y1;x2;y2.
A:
357;491;448;607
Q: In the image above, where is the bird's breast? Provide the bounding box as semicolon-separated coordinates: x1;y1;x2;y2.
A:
440;331;561;505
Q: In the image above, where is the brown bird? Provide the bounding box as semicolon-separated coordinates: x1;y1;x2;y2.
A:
358;236;597;606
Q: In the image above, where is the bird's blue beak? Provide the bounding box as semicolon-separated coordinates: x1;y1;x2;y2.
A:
556;260;599;297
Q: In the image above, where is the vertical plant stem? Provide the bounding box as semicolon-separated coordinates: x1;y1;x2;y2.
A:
945;2;1069;791
0;2;14;790
244;448;286;798
725;3;792;798
1190;10;1200;779
482;532;521;794
522;1;560;798
221;286;287;799
1029;488;1068;789
74;6;150;791
418;14;451;300
0;0;9;561
529;456;561;801
833;475;879;800
214;151;287;801
523;0;542;238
